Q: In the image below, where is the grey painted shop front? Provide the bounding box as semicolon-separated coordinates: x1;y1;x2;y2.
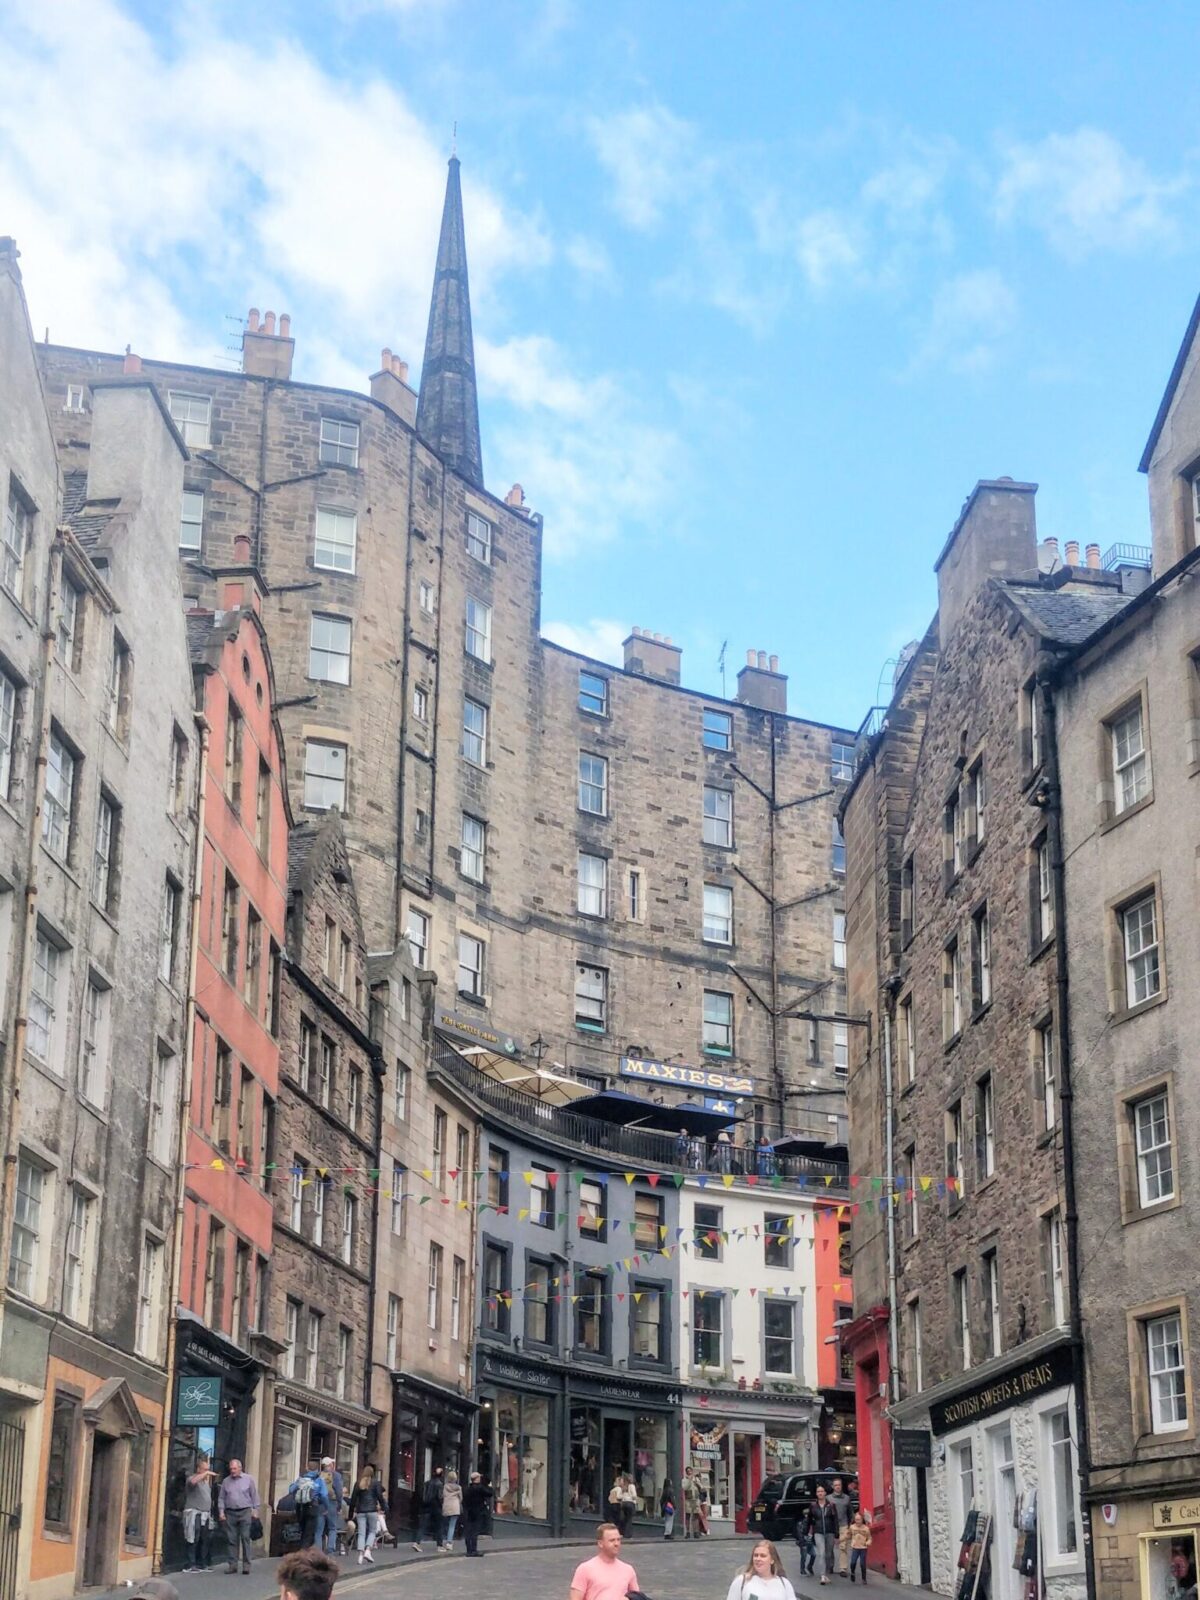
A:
475;1349;682;1537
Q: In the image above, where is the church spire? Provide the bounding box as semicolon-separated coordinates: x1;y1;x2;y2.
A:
416;156;483;487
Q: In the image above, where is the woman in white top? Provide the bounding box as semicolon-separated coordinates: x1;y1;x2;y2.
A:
725;1540;799;1600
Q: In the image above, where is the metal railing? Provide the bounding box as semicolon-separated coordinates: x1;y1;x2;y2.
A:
1101;542;1152;571
432;1040;849;1189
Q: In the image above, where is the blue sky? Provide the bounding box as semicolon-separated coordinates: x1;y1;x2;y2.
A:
2;0;1197;727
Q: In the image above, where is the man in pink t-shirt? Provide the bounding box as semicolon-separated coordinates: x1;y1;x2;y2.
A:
569;1523;640;1600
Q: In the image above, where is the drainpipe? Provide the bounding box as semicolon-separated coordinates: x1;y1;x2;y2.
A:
768;719;783;1131
1037;665;1097;1600
0;534;62;1329
881;995;900;1408
153;708;211;1573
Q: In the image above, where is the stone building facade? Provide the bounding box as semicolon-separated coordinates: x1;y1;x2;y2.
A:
0;240;198;1598
267;814;378;1513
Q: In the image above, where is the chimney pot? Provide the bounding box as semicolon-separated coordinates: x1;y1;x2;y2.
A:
769;654;779;673
1085;542;1101;569
233;533;252;564
397;358;409;382
123;349;141;374
1045;536;1059;554
279;313;291;338
263;311;276;335
746;649;756;666
757;650;767;670
247;308;260;332
381;347;392;370
1065;540;1079;566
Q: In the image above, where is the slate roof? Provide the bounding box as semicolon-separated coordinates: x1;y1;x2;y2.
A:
1002;583;1132;648
62;468;119;552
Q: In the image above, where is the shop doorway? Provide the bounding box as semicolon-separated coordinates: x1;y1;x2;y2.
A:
1146;1530;1197;1600
987;1425;1020;1600
915;1468;931;1586
732;1434;762;1534
82;1434;121;1588
603;1417;632;1505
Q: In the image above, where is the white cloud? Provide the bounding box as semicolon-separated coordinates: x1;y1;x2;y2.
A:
912;269;1017;375
588;103;696;231
564;235;615;288
541;618;628;664
793;210;864;291
993;128;1186;256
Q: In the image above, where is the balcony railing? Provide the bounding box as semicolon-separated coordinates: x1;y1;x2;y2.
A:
431;1040;849;1190
1101;542;1152;571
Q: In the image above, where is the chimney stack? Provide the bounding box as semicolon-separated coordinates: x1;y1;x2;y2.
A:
370;348;417;427
623;627;682;685
123;345;142;375
1085;542;1101;569
934;479;1038;648
737;648;788;713
1065;540;1080;567
242;307;295;381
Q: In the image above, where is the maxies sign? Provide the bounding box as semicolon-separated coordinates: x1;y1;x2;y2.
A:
620;1055;754;1096
929;1342;1075;1436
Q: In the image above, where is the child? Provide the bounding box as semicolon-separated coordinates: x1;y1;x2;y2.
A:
848;1512;872;1583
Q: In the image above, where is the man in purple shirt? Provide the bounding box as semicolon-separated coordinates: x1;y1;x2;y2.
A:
218;1460;261;1573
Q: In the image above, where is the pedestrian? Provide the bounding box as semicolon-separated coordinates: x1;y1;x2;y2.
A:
182;1454;216;1571
620;1474;638;1535
756;1135;774;1177
716;1128;732;1174
289;1465;330;1551
726;1540;798;1600
804;1484;840;1586
412;1464;444;1552
462;1471;490;1557
682;1467;700;1539
697;1478;710;1537
829;1476;851;1576
277;1546;339;1600
348;1466;387;1565
660;1477;676;1540
848;1513;872;1583
319;1458;344;1556
217;1459;261;1575
568;1522;640;1600
441;1469;463;1551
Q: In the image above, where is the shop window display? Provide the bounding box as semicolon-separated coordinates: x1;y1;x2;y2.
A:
570;1407;602;1513
483;1392;550;1520
633;1415;667;1514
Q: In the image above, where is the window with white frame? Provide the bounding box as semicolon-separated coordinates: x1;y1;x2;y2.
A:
312;1176;326;1247
93;793;119;914
627;869;642;922
1038;1020;1056;1132
427;1243;443;1329
973;904;991;1008
180;490;204;551
457;933;484;998
413;684;428;721
982;1248;1001;1357
466;512;492;564
465;596;492;663
451;1257;464;1339
304;740;347;810
577;852;607;917
167;391;211;447
335;1325;351;1398
763;1299;796;1375
8;1155;46;1296
29;929;61;1062
944;938;963;1039
899;993;916;1085
579;671;607;716
703;785;733;847
290;1161;305;1232
313;506;357;573
954;1267;971;1367
107;634;131;739
57;579;80;670
702;708;733;751
902;1147;918;1237
149;1046;177;1165
832;818;846;874
419;580;435;615
80;977;111;1107
1044;1408;1079;1556
703;884;732;945
386;1294;401;1368
1121;892;1161;1007
946;1101;964;1193
908;1299;923;1391
341;1194;357;1266
460;814;485;881
319;417;359;467
160;876;181;986
1146;1312;1188;1433
390;1160;406;1238
579;752;608;815
832;740;855;781
0;668;17;800
1025;679;1042;772
975;1075;995;1179
62;1187;94;1322
462;697;487;765
2;481;31;601
833;1021;849;1076
1110;700;1151;814
309;615;351;683
406;906;429;967
703;990;733;1056
692;1292;724;1366
64;384;86;413
1043;1208;1066;1328
305;1310;321;1386
969;754;987;845
1036;836;1054;942
833;911;846;970
575;963;607;1031
952;1440;975;1528
43;730;74;858
136;1237;163;1358
1133;1091;1174;1207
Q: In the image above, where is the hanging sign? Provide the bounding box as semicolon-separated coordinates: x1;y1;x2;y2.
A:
436;1013;521;1056
893;1429;932;1468
620;1056;753;1096
177;1376;222;1427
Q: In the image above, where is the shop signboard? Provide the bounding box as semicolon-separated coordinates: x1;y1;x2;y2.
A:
893;1429;932;1468
1152;1500;1200;1530
620;1055;753;1097
929;1341;1074;1436
177;1375;222;1427
437;1012;521;1056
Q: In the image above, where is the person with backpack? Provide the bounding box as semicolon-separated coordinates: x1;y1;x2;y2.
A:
289;1466;329;1551
319;1459;345;1556
412;1464;444;1553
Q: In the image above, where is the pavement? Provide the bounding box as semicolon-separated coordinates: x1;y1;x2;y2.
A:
106;1534;934;1600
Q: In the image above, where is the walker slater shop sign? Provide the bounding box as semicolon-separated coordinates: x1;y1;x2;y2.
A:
620;1055;754;1096
929;1343;1074;1436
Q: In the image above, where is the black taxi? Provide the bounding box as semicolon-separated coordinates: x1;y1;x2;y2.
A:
747;1471;859;1541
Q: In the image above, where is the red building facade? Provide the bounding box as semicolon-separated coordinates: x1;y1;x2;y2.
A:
842;1305;895;1577
164;569;289;1567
